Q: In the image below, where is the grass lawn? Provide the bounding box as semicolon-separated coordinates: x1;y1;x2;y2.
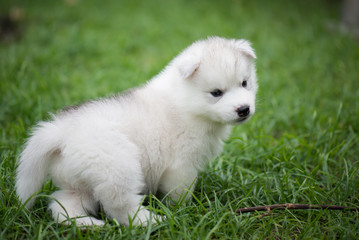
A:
1;0;359;239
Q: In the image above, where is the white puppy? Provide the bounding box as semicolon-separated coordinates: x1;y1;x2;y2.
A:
16;36;257;226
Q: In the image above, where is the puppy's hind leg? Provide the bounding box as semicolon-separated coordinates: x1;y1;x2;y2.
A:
49;190;104;226
92;165;161;226
81;133;163;226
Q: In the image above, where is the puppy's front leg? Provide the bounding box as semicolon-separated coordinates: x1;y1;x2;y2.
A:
158;166;198;202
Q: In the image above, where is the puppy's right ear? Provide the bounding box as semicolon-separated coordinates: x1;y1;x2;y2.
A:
235;40;256;59
178;62;200;79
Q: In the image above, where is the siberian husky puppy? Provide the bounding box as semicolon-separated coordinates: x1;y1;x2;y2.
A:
16;36;257;226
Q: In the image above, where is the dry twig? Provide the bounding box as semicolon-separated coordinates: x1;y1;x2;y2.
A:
236;203;359;217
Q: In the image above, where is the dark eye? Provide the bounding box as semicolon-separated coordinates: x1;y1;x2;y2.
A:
242;80;248;88
210;89;223;97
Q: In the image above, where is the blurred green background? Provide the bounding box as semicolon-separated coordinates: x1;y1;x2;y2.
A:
1;0;359;239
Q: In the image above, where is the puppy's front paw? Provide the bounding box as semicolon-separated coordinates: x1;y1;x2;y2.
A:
131;208;165;227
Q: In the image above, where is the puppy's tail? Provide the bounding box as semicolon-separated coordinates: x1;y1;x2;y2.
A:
16;121;62;209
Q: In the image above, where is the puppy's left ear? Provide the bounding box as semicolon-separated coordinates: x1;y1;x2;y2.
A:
235;40;256;59
179;62;200;79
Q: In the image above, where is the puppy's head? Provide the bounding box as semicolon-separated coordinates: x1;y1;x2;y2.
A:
172;37;257;125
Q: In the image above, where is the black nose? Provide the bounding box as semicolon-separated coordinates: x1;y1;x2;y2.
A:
236;105;250;118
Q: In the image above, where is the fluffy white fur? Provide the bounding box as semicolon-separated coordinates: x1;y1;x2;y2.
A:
16;36;257;226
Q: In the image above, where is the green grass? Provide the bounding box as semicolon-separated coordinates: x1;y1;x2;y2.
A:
1;0;359;239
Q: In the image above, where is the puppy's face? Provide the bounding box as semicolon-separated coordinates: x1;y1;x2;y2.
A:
175;38;257;125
